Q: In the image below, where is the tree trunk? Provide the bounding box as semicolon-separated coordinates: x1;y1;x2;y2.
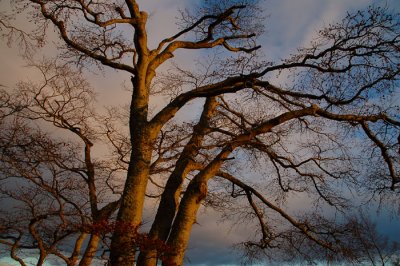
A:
109;130;153;265
137;98;218;266
79;234;100;266
110;68;155;265
163;180;208;265
163;148;232;265
69;232;88;266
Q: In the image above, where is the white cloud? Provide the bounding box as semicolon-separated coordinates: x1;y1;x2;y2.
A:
260;0;399;61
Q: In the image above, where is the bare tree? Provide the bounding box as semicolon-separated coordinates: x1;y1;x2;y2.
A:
0;1;399;265
0;60;121;266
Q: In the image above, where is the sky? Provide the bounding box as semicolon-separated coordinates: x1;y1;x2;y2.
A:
1;0;400;265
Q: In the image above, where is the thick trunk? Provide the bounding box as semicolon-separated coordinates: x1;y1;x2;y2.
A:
109;11;153;259
136;167;187;266
163;149;232;265
137;98;218;266
79;234;100;266
163;180;207;265
110;69;155;265
110;129;153;265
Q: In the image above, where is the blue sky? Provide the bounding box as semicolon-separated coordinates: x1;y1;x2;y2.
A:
0;0;399;265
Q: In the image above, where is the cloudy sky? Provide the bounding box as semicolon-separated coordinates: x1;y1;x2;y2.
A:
1;0;400;265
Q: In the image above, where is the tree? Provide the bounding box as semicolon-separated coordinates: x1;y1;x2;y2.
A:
1;1;399;265
0;61;122;265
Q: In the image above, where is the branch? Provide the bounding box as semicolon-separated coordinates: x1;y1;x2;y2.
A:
216;171;336;251
360;121;399;190
154;5;247;53
149;74;258;129
150;5;259;69
75;0;137;27
315;109;400;126
29;0;136;73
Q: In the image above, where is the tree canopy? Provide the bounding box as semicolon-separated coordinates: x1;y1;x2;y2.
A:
0;1;399;265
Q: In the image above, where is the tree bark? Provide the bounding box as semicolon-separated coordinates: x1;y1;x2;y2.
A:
109;4;156;262
109;113;154;265
69;232;88;266
79;234;100;266
163;148;232;265
137;97;218;266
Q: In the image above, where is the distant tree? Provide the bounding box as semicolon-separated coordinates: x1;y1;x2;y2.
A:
0;61;121;265
0;1;399;265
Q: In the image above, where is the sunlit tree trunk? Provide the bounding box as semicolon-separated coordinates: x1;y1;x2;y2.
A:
79;234;101;266
110;94;154;264
164;149;232;265
110;16;158;260
69;233;88;266
137;97;218;266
